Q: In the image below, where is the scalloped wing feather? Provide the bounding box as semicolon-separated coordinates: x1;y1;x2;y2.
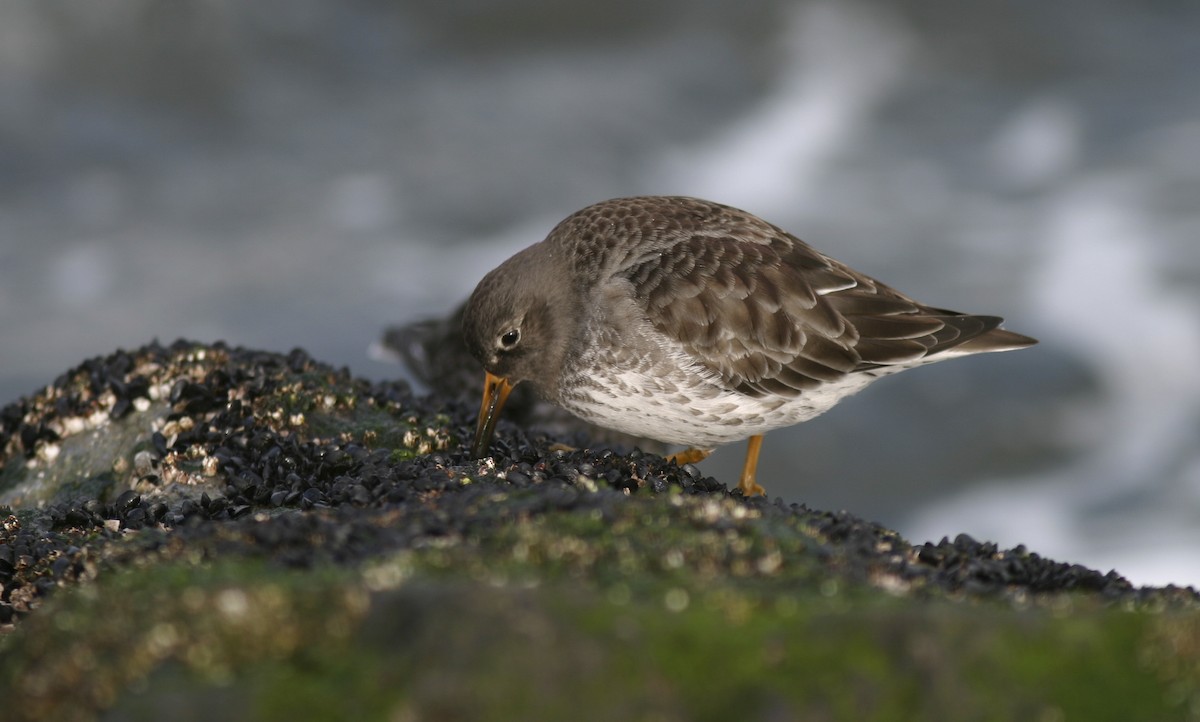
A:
620;204;1032;397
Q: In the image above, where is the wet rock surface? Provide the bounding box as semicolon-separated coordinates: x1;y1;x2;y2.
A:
0;340;1197;721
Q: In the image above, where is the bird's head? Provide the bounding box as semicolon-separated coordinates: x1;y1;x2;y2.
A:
461;242;578;457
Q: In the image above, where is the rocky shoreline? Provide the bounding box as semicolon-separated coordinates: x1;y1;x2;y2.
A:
1;340;1197;720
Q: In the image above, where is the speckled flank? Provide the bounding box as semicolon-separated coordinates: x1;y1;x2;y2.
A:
558;301;885;448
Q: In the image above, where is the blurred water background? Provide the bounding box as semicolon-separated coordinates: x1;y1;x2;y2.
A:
2;0;1197;585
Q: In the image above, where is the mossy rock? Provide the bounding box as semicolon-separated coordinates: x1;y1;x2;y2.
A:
0;341;1197;721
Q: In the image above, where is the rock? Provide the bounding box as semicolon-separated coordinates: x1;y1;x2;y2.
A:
0;340;1197;721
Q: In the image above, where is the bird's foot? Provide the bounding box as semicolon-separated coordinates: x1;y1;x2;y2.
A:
736;476;766;497
735;434;767;497
667;447;713;466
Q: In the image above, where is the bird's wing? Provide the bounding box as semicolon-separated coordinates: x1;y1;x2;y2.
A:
622;225;997;399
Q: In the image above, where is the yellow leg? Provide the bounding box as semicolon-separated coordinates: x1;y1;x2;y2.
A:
737;435;767;497
667;447;713;466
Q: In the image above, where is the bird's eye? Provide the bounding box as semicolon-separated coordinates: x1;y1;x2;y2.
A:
499;329;520;348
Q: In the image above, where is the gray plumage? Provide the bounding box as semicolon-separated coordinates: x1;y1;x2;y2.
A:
463;195;1035;457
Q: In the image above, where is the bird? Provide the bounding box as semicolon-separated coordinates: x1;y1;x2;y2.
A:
461;195;1036;497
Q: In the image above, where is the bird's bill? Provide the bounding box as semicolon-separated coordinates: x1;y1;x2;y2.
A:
471;371;514;459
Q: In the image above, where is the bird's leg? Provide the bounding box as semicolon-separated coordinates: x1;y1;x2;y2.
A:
737;435;766;497
667;447;713;466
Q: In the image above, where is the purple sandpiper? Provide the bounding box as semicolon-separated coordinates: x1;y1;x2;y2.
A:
462;196;1036;496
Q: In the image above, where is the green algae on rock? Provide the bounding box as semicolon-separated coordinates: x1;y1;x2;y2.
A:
0;340;1198;721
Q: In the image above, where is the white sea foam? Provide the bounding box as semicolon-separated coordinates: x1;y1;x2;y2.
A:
655;1;912;217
